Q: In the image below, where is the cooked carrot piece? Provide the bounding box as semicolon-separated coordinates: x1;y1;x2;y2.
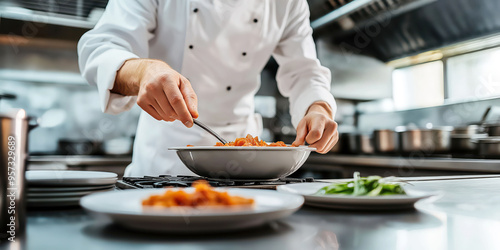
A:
142;180;254;208
234;138;247;146
212;134;289;147
269;141;287;147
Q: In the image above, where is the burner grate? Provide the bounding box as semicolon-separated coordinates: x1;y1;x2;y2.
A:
118;175;314;189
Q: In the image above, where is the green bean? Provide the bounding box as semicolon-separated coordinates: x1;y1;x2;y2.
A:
315;172;406;196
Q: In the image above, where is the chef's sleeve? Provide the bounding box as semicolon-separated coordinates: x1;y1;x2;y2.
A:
272;0;337;128
77;0;157;114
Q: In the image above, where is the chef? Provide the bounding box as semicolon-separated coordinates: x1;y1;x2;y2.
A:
78;0;339;177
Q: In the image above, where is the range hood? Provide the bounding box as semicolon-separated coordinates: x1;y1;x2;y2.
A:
309;0;436;31
310;0;500;62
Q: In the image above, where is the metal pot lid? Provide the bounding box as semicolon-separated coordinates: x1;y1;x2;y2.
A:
483;123;500;127
453;124;480;129
394;125;413;132
477;136;500;143
426;126;454;131
373;129;395;132
450;133;488;139
452;124;480;131
397;126;454;132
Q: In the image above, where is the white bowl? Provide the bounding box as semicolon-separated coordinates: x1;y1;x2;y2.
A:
168;146;316;179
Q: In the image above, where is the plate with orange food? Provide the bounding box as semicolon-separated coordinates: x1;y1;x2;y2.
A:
169;134;316;180
80;180;304;233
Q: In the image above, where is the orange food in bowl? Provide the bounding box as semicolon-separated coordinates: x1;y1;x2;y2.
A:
141;180;254;207
214;134;289;147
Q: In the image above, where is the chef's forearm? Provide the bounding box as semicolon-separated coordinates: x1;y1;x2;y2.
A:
112;58;154;96
307;101;333;118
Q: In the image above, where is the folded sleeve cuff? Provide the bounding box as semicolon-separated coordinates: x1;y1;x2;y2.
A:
290;87;337;128
96;49;140;114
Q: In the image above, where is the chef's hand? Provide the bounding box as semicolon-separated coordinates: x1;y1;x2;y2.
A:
113;59;198;127
292;101;338;154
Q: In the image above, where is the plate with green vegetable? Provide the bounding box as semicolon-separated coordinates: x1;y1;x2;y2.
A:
276;172;439;210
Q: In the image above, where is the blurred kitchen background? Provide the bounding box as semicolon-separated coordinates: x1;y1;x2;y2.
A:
1;0;500;178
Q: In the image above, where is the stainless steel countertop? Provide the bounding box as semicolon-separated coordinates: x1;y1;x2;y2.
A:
5;176;500;250
307;153;500;172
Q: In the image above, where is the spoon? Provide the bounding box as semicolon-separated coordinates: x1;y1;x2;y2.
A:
193;120;228;144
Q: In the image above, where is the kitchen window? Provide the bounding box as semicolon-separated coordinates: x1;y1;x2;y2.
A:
392;61;444;110
390;45;500;111
446;47;500;102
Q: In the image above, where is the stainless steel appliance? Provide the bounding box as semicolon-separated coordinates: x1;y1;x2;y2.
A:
452;125;483;136
477;137;500;158
373;129;399;154
343;133;374;154
450;133;488;154
484;124;500;137
358;134;374;154
0;109;32;239
398;127;453;154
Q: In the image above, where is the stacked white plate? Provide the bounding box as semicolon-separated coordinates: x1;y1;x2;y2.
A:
26;171;117;208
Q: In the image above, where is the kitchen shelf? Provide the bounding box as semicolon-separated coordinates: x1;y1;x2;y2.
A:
307;154;500;173
0;69;88;85
28;155;132;166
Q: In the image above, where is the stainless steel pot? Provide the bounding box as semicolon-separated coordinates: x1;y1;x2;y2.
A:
328;133;342;154
329;133;347;154
452;125;483;135
484;123;500;136
373;129;398;154
343;133;373;154
358;134;374;154
398;126;453;154
329;141;342;154
451;107;490;136
450;133;488;153
102;137;133;155
346;133;358;154
476;137;500;158
0;109;35;239
58;139;103;155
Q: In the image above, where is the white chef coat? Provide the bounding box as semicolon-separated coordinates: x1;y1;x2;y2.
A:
78;0;336;177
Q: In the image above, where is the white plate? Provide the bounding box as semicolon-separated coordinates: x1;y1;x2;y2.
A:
168;146;315;179
28;189;115;208
28;196;83;207
81;188;304;233
28;196;82;203
28;184;115;193
276;182;439;210
28;188;115;198
26;171;117;186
